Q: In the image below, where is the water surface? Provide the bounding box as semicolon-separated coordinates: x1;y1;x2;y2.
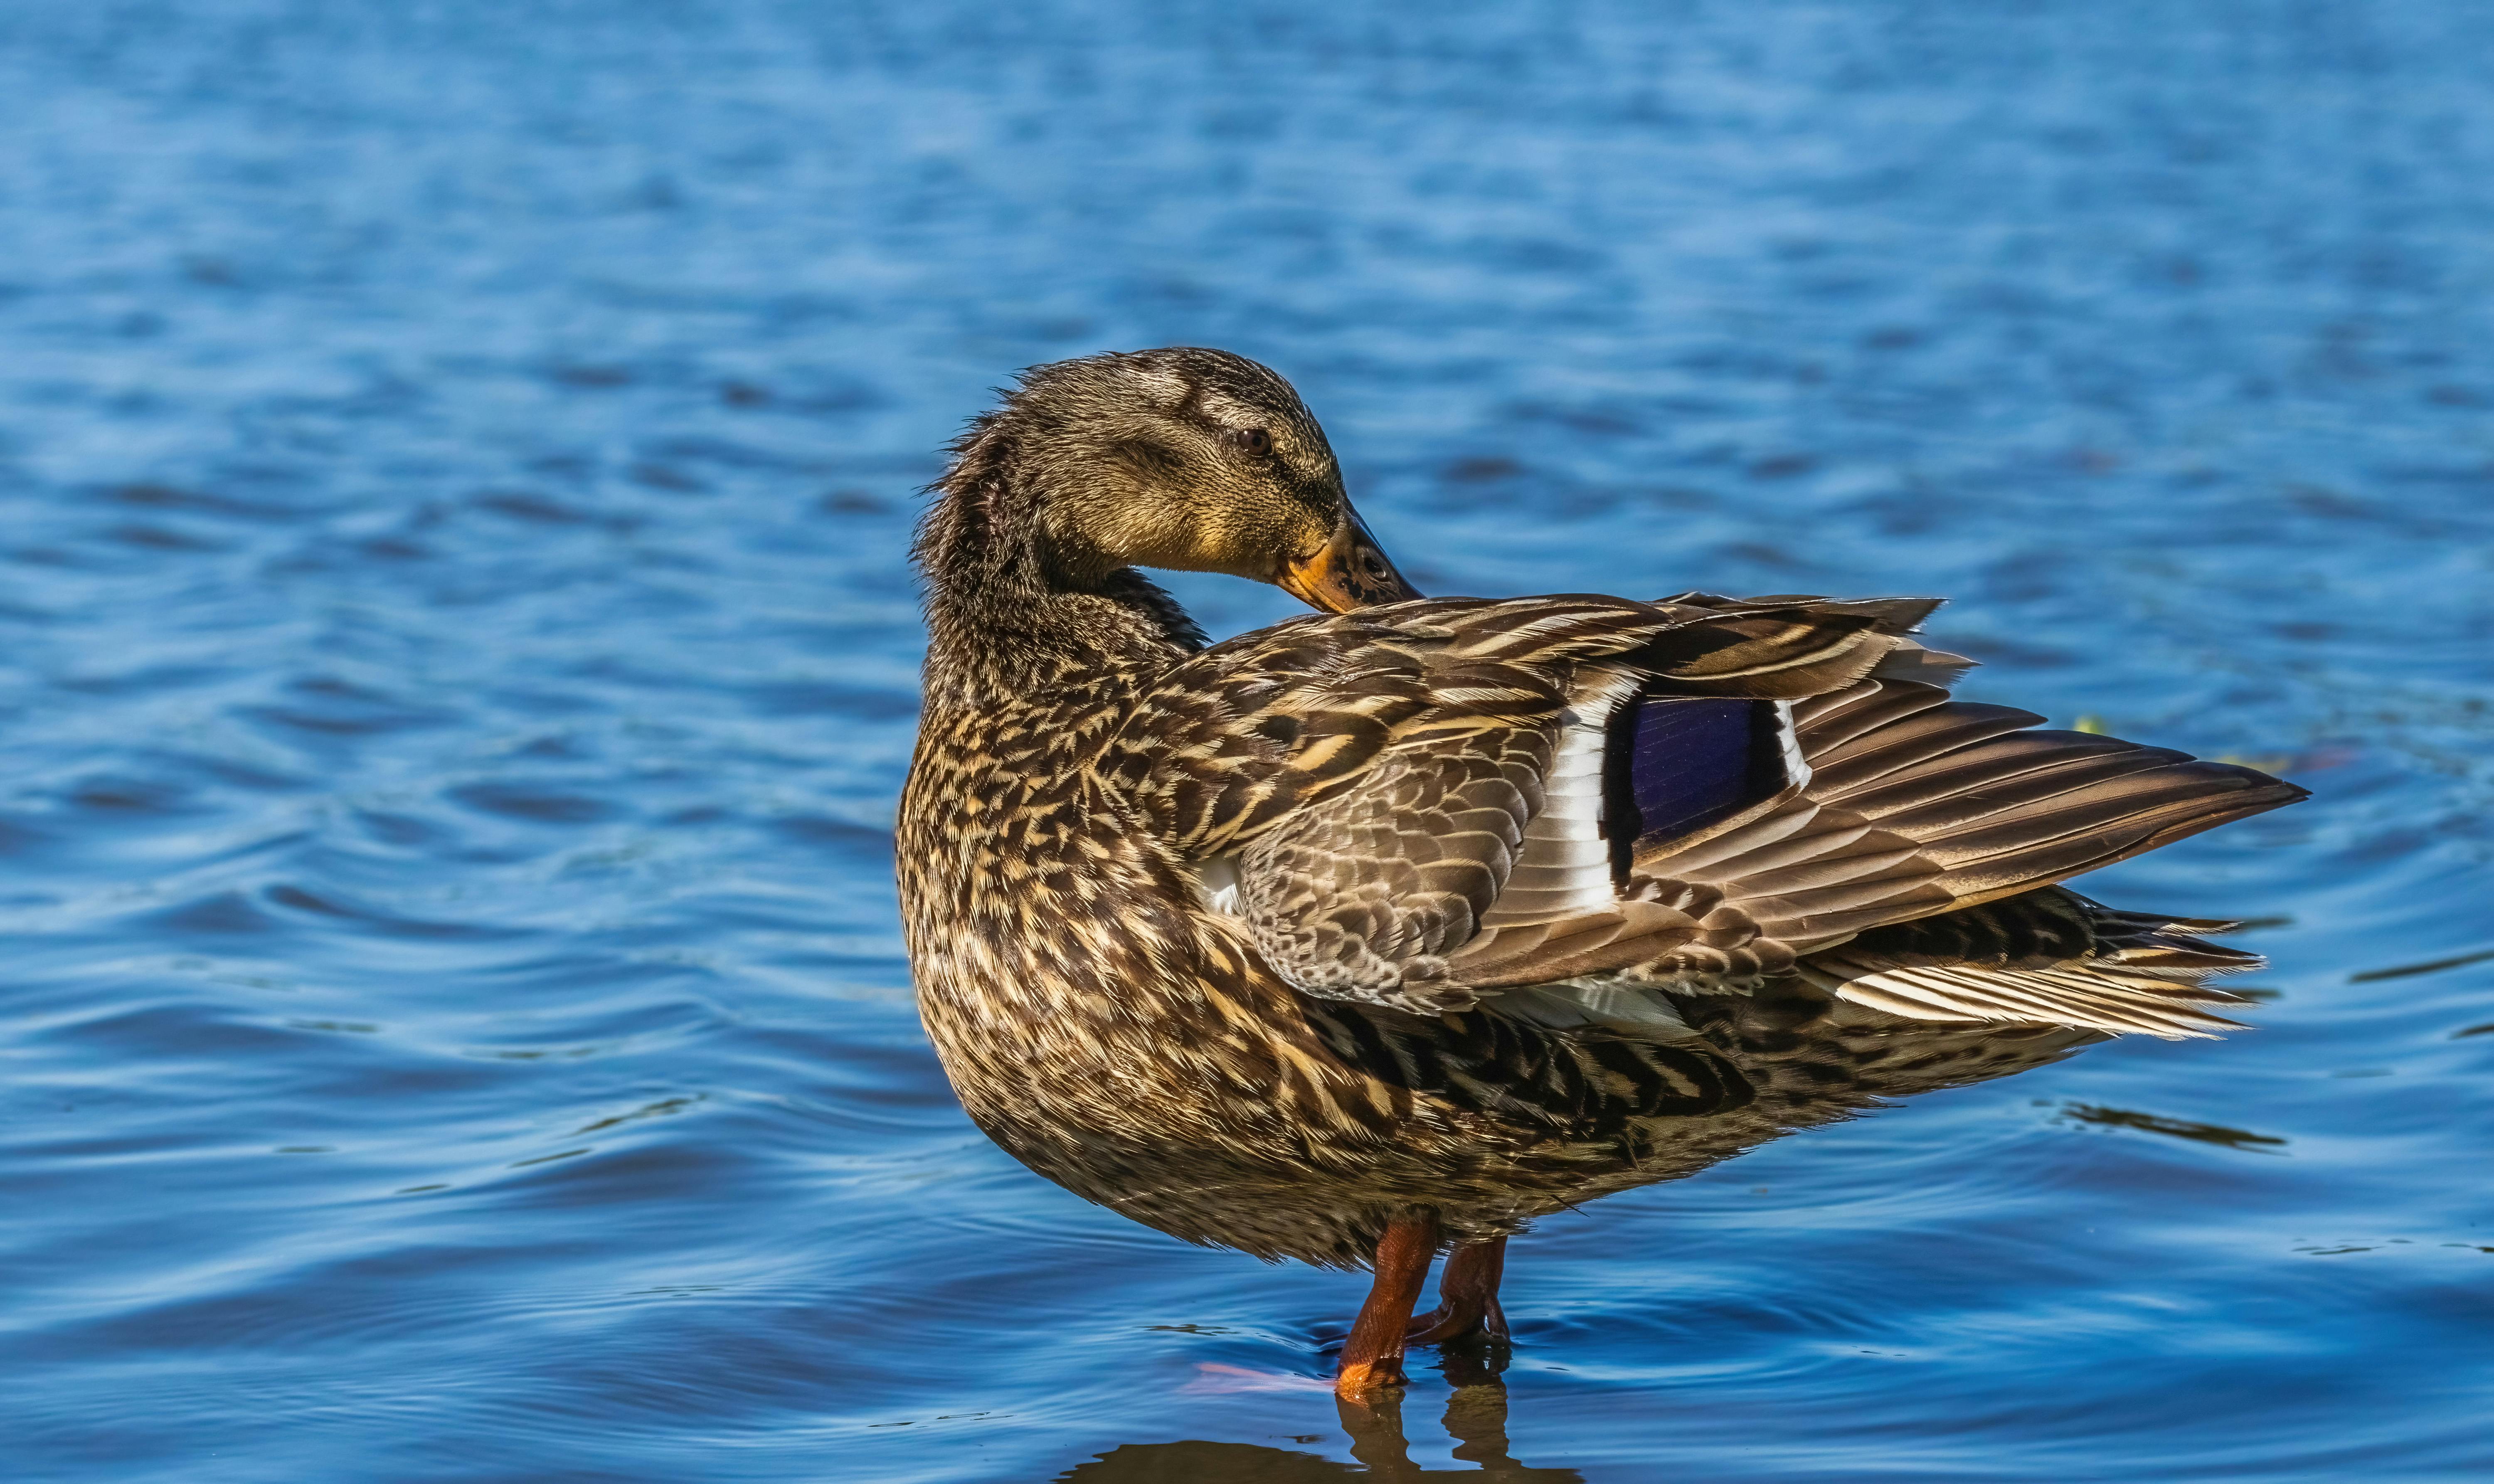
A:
5;2;2492;1479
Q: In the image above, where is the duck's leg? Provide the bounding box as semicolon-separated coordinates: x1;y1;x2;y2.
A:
1406;1236;1509;1344
1334;1211;1441;1400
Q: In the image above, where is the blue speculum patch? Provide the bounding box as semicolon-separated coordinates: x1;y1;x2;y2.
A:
1609;696;1793;863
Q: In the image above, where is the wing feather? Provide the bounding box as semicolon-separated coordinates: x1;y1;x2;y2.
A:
1601;663;2302;1023
1109;591;2302;1036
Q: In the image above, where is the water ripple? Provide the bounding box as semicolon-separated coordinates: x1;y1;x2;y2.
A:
5;2;2492;1481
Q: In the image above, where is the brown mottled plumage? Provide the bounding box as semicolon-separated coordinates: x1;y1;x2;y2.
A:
895;348;2307;1398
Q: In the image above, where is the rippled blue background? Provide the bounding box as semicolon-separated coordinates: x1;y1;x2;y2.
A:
6;2;2492;1479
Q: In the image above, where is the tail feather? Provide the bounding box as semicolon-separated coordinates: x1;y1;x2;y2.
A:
1794;887;2267;1040
1802;958;2251;1039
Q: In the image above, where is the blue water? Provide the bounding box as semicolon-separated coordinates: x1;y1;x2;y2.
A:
5;2;2491;1479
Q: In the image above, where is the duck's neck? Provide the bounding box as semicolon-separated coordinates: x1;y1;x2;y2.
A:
913;437;1205;710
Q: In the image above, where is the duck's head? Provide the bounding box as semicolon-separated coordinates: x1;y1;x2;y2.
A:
931;347;1420;614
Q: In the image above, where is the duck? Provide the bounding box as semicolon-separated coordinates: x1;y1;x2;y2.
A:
896;346;2307;1400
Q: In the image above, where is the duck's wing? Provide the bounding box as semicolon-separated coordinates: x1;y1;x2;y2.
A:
1108;594;1923;1013
1119;589;2307;1038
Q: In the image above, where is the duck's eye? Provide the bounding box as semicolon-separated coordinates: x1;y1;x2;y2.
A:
1232;427;1273;458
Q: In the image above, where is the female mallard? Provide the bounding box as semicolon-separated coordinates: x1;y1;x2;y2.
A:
897;347;2305;1399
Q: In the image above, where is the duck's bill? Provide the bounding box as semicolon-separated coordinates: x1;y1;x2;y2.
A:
1277;510;1423;613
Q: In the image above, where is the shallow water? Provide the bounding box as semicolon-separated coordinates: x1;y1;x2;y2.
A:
5;2;2492;1479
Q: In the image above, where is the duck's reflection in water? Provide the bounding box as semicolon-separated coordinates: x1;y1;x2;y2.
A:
1347;1355;1583;1483
1061;1346;1580;1481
